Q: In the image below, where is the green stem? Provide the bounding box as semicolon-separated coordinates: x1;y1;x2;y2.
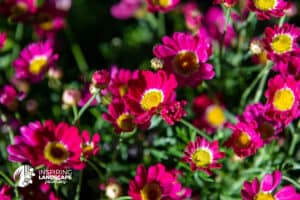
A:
72;89;99;124
158;13;165;37
180;119;212;141
289;131;299;156
0;171;14;186
240;62;272;107
86;159;103;179
253;64;271;102
72;105;78;121
8;127;14;144
74;171;83;200
279;15;286;27
116;196;132;200
282;176;300;189
11;23;23;61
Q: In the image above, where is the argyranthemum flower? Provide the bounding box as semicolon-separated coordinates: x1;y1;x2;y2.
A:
239;103;283;143
0;85;20;110
213;0;237;7
161;100;187;125
128;163;191;200
145;0;179;13
241;170;300;200
81;131;101;159
0;32;7;50
247;0;290;20
263;23;300;64
192;94;227;134
103;100;149;133
124;70;177;125
264;75;300;126
225;122;263;158
13;41;58;83
110;0;143;20
153;32;214;87
182;136;225;175
0;0;37;21
8;120;85;170
181;2;202;32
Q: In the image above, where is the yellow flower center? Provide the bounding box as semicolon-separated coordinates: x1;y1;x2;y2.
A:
39;20;54;31
253;0;276;11
257;122;275;140
44;142;69;165
11;2;28;15
82;142;94;154
140;89;164;111
273;88;295;111
255;192;275;200
173;51;199;76
29;56;48;75
258;51;268;66
140;182;162;200
119;85;128;97
191;149;212;167
205;105;226;128
236;132;251;148
271;34;292;54
116;113;136;132
152;0;170;7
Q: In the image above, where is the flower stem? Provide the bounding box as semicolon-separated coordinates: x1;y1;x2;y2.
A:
116;196;132;200
86;159;103;180
288;129;299;156
180;119;212;141
72;89;99;124
74;171;83;200
253;63;271;102
282;176;300;189
158;13;166;37
279;15;286;27
0;171;14;186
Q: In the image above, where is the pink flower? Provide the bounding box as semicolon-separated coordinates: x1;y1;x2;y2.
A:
0;32;7;50
128;163;191;200
182;136;225;175
263;23;300;64
225;122;263;158
153;32;214;87
92;70;111;89
181;2;202;31
8;120;85;170
81;131;101;158
110;0;142;20
161;100;187;125
213;0;238;7
203;6;236;47
239;103;283;143
13;41;59;83
247;0;290;20
145;0;180;13
0;0;37;21
103;100;149;133
0;185;13;200
192;94;227;134
264;75;300;126
241;170;300;200
124;70;177;125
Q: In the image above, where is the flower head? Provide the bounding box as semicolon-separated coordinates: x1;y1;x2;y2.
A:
161;100;187;125
110;0;143;19
145;0;179;13
128;163;191;200
8;120;86;170
153;32;214;87
81;131;101;158
182;136;225;175
181;2;202;31
13;41;59;83
263;23;300;64
241;170;300;200
225;122;263;157
0;0;37;21
264;75;300;126
92;70;111;89
0;32;7;50
213;0;238;7
247;0;290;20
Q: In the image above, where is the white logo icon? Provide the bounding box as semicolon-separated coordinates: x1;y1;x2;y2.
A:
13;165;35;187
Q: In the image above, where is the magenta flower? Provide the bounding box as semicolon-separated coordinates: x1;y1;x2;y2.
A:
247;0;290;20
181;2;202;31
161;100;187;125
264;75;300;126
0;0;37;21
81;131;101;158
145;0;180;13
13;41;59;83
241;170;300;200
8;120;85;170
110;0;142;20
153;32;214;87
0;32;7;50
128;163;191;200
225;122;263;158
182;136;225;175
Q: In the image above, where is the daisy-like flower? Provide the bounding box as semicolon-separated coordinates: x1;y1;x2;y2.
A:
145;0;179;13
239;103;282;143
34;17;65;39
81;131;101;159
264;75;300;126
247;0;290;20
213;0;237;7
8;120;85;170
0;0;37;21
103;100;149;133
13;41;59;83
0;32;7;50
225;122;263;157
263;23;300;64
124;70;177;125
160;100;187;125
192;94;227;134
110;0;143;20
241;170;300;200
128;163;191;200
181;2;202;32
0;85;20;110
153;32;214;87
182;136;225;175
